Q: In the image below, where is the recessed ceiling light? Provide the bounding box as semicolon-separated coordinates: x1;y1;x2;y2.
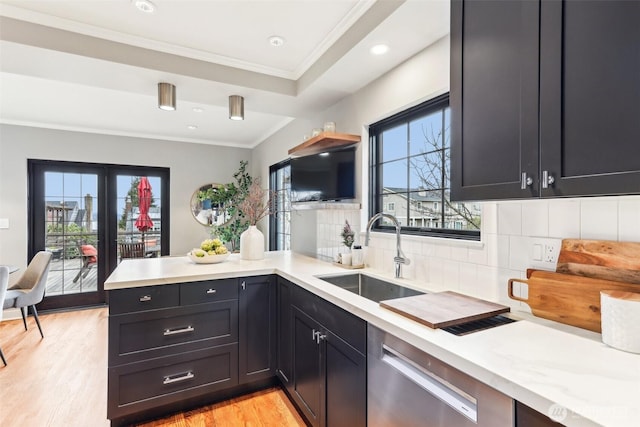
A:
133;0;155;13
268;36;285;47
370;44;389;55
192;107;204;113
187;125;198;130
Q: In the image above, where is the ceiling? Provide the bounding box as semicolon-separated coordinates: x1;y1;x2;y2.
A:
0;0;449;149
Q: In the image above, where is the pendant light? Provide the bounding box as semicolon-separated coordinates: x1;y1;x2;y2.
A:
229;95;244;120
158;82;176;111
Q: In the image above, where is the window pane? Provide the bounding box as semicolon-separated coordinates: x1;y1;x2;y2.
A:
409;110;444;156
380;191;408;226
409;152;444;190
381;124;407;162
370;93;479;240
381;159;408;193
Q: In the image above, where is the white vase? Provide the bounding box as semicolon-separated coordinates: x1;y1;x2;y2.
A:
240;225;265;260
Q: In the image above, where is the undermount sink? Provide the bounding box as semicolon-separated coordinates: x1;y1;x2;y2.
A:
316;273;424;303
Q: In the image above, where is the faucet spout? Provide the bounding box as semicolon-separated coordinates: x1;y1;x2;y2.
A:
365;212;410;278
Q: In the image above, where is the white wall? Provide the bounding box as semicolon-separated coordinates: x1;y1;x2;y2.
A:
251;34;640;313
0;124;249;278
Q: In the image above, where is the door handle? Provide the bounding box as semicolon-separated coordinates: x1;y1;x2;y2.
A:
542;170;555;189
520;172;533;190
139;295;152;302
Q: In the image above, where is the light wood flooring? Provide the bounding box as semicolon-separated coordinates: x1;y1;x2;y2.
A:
0;307;305;427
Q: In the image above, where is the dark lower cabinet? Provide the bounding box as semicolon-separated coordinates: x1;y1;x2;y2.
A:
288;286;366;427
107;276;277;427
276;276;293;393
238;275;276;384
516;401;564;427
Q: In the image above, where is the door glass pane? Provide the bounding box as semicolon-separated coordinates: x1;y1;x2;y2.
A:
117;175;162;261
44;172;98;296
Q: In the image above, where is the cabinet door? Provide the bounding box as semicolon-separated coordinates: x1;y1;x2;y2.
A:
540;0;640;197
451;0;540;200
291;307;323;427
238;275;276;384
276;276;293;391
324;330;366;427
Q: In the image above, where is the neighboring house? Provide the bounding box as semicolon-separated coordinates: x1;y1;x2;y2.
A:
382;187;480;230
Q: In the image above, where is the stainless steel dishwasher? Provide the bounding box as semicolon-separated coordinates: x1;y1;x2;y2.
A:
368;325;514;426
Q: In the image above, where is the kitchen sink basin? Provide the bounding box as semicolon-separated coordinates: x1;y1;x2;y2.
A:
316;273;424;302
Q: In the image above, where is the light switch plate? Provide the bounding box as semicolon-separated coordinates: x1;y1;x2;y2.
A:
0;218;9;229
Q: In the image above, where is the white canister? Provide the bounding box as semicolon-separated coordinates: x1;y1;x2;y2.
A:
351;245;364;267
601;290;640;354
341;253;352;266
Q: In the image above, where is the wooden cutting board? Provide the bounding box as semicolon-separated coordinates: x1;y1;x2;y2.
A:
380;291;510;329
556;239;640;284
509;270;640;332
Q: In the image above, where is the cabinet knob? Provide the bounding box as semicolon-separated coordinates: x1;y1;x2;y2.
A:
521;172;533;190
542;170;555;189
206;288;217;294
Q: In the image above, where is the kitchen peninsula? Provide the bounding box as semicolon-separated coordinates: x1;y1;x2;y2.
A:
105;252;640;427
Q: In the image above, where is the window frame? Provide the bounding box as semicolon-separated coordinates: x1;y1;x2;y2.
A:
268;159;291;251
368;93;480;241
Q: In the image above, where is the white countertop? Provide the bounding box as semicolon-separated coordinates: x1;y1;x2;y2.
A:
105;251;640;427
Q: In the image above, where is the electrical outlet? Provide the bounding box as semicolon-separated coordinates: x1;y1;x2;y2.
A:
544;243;557;263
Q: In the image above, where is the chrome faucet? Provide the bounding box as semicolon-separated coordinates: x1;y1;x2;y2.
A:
365;212;410;278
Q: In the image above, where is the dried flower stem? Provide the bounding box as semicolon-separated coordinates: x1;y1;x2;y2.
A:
238;178;272;226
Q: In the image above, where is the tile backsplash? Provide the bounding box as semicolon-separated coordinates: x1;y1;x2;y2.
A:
309;196;640;312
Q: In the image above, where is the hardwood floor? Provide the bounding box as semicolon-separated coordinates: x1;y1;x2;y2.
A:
0;307;305;427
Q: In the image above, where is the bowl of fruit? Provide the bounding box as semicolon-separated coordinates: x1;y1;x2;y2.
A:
188;238;230;264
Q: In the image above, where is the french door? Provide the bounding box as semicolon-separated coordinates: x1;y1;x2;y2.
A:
29;160;169;310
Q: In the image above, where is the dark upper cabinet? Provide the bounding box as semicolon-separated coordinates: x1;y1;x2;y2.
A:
451;0;640;201
238;275;276;384
539;0;640;196
451;0;540;200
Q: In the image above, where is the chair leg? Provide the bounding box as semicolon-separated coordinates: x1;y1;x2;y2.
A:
20;306;28;331
31;305;44;339
0;346;6;366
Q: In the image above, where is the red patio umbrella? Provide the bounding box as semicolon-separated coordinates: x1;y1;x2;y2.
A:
134;177;153;243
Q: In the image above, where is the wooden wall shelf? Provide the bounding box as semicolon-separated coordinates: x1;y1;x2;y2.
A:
288;132;360;157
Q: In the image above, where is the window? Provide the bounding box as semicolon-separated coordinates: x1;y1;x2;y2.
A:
269;160;291;251
369;94;480;240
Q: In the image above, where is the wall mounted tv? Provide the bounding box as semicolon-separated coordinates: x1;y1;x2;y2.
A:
291;147;356;202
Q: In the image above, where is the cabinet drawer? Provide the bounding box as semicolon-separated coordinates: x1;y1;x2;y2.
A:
109;285;179;315
180;278;238;305
109;300;238;365
107;344;238;418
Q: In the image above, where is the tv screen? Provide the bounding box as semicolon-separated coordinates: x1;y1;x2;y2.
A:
291;148;355;202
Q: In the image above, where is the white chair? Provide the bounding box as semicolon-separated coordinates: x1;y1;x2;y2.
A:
2;251;52;339
0;265;9;366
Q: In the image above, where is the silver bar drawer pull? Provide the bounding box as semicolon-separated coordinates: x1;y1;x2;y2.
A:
163;371;194;385
163;326;194;336
206;288;217;294
139;295;152;302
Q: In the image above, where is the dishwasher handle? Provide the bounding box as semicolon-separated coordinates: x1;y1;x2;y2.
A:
381;344;478;422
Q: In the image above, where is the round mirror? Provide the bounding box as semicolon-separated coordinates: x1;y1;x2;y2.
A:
190;183;232;226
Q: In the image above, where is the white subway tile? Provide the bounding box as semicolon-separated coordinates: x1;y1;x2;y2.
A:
618;198;640;242
468;243;488;265
548;199;580;238
458;263;478;295
442;260;460;290
508;235;532;271
497;202;522;236
580;199;618;240
521;200;549;237
428;258;444;287
482;202;498;234
475;265;499;300
434;243;452;259
450;245;469;262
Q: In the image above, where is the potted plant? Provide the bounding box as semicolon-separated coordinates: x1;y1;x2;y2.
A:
238;178;272;260
341;220;355;250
